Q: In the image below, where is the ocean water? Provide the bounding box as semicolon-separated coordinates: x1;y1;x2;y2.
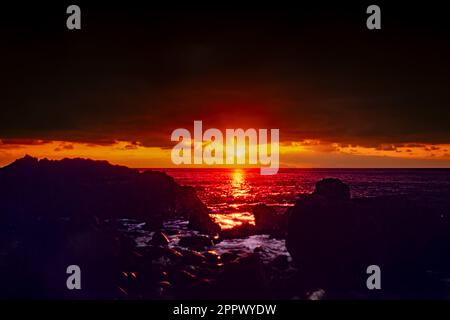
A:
128;219;289;264
164;168;450;223
133;168;450;262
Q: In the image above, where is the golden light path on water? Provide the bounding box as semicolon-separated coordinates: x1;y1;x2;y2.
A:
209;169;256;229
210;212;255;229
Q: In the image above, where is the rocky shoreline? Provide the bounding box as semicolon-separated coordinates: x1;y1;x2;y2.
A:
1;157;450;299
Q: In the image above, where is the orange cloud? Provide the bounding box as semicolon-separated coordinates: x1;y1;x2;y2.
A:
1;139;450;168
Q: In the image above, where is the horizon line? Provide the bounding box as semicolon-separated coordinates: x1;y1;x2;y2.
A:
140;167;450;170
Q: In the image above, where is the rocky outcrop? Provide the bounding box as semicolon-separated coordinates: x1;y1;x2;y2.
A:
286;178;447;297
0;156;220;298
178;235;214;251
0;156;219;233
252;204;285;237
313;177;350;200
148;231;170;246
214;253;269;299
179;186;220;234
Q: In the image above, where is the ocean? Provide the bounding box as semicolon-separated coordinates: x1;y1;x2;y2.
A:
127;168;450;262
163;168;450;226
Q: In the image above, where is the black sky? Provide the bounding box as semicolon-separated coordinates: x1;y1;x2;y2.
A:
1;2;450;147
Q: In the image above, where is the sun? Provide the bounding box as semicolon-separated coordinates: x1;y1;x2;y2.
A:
235;148;245;162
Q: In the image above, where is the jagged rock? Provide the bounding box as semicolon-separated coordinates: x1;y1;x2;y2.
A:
170;269;197;288
214;253;269;299
252;204;285;236
313;178;350;200
0;156;219;234
286;178;441;296
178;235;214;250
204;250;222;265
181;186;221;234
188;279;215;299
220;252;238;264
148;231;170;246
253;246;264;253
0;156;219;298
182;250;207;266
270;254;289;270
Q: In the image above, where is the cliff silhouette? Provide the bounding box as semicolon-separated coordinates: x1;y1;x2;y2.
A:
0;155;219;233
0;156;220;298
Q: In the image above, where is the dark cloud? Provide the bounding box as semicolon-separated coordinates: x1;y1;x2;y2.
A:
1;3;450;147
0;139;48;146
54;143;74;151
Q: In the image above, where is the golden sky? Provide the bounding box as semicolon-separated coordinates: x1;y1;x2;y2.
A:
1;139;450;168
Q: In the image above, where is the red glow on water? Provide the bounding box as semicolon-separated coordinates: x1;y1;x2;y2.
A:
210;212;255;229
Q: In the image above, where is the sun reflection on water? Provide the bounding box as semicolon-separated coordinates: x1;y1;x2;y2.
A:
231;169;250;199
210;212;255;229
209;169;256;229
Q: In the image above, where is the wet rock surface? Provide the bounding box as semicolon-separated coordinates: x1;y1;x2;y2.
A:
114;219;297;300
252;204;286;237
178;235;214;251
148;231;170;246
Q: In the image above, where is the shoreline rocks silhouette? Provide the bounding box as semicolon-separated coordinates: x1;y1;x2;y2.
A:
0;156;219;234
0;156;219;298
1;157;450;299
252;204;286;238
286;178;450;298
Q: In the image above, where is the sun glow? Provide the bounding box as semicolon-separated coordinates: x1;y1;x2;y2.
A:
231;169;251;199
232;169;244;185
171;121;280;174
208;169;255;229
2;138;450;169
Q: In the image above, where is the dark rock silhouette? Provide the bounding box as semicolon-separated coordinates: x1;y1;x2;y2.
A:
179;186;220;234
313;177;350;200
0;156;219;298
181;249;207;266
270;254;289;270
286;178;448;298
252;204;285;237
2;158;450;300
213;253;269;299
178;235;214;251
0;156;219;233
148;231;170;246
